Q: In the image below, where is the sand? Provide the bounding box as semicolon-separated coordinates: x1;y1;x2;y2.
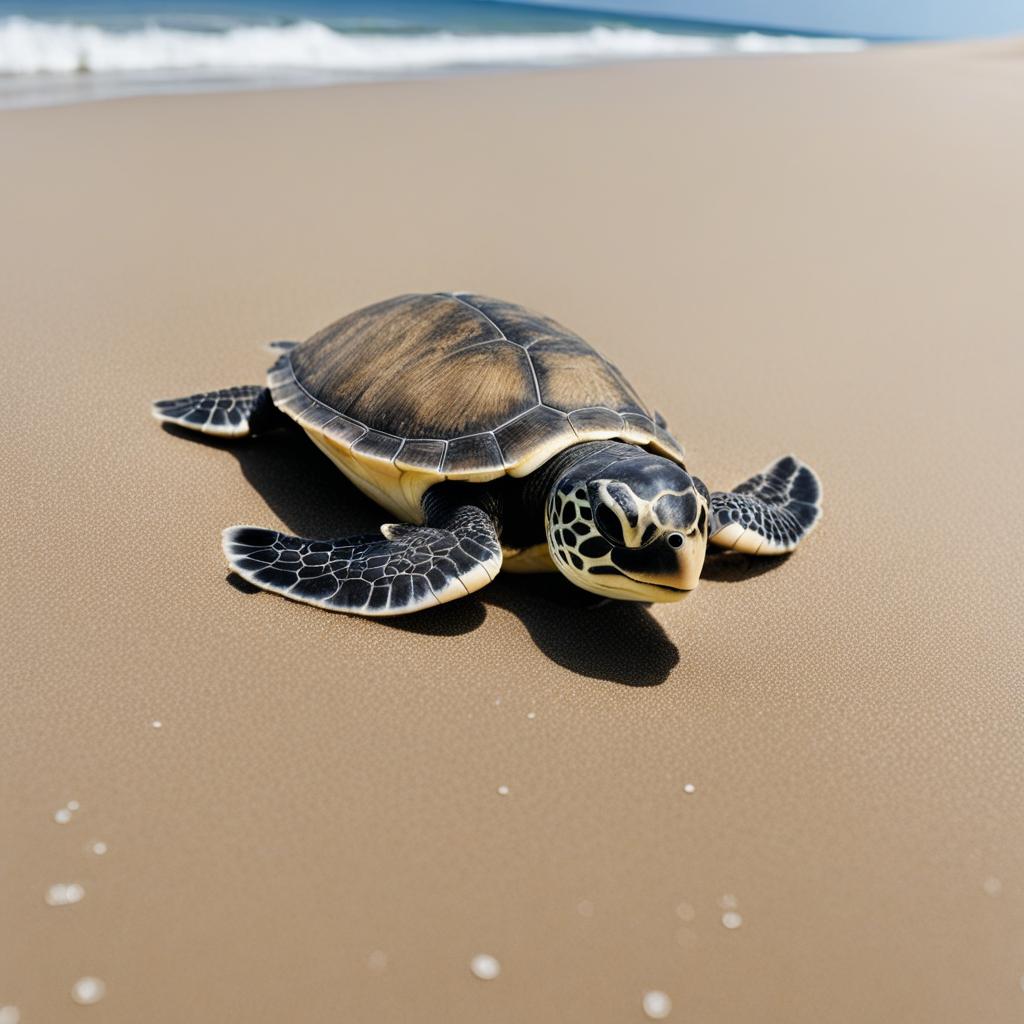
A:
2;40;1023;1023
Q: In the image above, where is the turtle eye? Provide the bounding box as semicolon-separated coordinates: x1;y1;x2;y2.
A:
667;532;684;549
595;502;625;546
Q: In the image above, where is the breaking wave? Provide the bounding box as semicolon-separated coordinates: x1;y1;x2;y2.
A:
0;16;864;77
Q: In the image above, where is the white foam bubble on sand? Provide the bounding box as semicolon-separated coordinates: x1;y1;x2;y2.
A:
46;882;85;906
470;953;500;980
642;990;672;1018
54;800;80;824
71;977;105;1005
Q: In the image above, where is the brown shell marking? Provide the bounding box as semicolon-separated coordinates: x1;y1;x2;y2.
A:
269;293;686;485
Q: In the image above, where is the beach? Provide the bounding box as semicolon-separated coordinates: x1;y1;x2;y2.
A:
2;40;1024;1022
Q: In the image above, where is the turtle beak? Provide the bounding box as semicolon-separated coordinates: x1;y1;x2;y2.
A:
676;536;706;590
610;532;706;593
623;556;702;594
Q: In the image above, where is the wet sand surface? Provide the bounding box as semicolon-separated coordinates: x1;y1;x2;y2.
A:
2;41;1023;1023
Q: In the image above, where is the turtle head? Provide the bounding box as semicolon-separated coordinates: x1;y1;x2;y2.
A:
546;452;710;602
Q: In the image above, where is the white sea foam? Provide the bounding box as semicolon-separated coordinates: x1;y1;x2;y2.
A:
0;17;863;78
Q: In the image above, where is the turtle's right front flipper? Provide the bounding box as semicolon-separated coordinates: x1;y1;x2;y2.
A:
709;455;822;555
223;486;503;617
152;386;286;438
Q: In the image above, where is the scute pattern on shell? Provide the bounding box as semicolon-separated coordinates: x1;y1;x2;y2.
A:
269;292;685;479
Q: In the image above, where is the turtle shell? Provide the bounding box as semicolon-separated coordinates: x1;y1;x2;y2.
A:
268;292;685;482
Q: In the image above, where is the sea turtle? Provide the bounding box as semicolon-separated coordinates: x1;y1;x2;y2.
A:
153;292;821;616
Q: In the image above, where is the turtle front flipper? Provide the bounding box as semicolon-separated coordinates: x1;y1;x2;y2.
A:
223;486;503;617
708;455;822;555
152;386;286;438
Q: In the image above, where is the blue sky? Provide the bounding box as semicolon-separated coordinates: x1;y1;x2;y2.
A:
514;0;1024;38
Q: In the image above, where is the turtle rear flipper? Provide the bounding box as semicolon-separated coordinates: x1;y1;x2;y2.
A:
152;386;286;438
223;486;503;617
709;455;821;555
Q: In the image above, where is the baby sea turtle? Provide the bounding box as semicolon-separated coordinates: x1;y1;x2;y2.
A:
153;293;821;616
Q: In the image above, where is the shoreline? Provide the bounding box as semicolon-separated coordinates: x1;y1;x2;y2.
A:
6;31;1019;114
0;14;866;111
0;50;864;111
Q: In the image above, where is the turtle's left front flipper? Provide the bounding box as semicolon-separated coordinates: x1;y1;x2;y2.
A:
223;487;503;617
709;455;822;555
152;386;287;438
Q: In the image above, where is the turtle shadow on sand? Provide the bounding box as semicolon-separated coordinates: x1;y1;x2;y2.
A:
701;548;791;583
387;575;678;687
161;423;384;540
162;424;678;687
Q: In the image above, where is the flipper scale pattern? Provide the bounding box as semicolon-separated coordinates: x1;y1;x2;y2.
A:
710;455;822;555
223;503;502;616
152;386;279;437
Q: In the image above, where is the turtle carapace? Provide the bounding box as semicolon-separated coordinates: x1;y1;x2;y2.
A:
153;293;822;616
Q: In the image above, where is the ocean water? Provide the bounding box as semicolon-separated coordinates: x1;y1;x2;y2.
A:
0;1;865;108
